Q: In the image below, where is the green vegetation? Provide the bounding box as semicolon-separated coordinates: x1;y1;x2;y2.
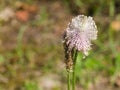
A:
0;0;120;90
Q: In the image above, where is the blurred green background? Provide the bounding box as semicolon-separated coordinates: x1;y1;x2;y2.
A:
0;0;120;90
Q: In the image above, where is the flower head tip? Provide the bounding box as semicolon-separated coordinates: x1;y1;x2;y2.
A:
63;15;97;56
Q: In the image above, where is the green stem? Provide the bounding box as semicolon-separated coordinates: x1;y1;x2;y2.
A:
109;0;114;17
67;72;71;90
72;51;78;90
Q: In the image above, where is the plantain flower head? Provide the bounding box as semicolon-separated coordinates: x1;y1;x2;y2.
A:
63;15;97;56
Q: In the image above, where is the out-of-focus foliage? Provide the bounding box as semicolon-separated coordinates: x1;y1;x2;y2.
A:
0;0;120;90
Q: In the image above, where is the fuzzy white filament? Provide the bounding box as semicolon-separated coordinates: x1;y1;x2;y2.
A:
64;15;97;56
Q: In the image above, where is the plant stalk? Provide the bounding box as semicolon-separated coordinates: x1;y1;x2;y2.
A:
72;50;78;90
67;71;71;90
